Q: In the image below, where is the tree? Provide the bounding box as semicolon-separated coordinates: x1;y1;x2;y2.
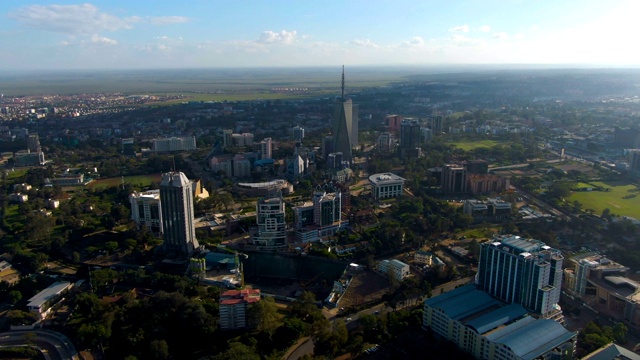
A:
213;342;260;360
104;241;119;254
572;200;582;214
90;268;119;292
250;296;280;338
613;322;628;344
8;290;22;305
149;339;169;360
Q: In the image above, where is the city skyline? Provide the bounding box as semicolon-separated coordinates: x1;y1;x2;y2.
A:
0;0;638;71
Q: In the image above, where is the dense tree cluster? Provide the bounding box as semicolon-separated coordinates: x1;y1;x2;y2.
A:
577;321;627;357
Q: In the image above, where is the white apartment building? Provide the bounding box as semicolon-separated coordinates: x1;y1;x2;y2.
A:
369;173;406;199
378;259;410;281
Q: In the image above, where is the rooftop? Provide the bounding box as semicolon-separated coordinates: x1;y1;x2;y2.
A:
27;281;72;308
425;284;500;321
486;318;577;360
582;343;640;360
368;172;405;184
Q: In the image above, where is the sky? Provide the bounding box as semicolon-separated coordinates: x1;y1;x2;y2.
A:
0;0;638;70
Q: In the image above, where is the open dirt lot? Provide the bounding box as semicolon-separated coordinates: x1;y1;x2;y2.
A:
339;269;390;309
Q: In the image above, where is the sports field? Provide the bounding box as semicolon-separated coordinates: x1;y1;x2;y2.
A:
87;174;161;190
568;181;640;219
450;140;502;151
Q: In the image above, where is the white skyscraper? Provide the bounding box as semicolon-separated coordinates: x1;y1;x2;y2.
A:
477;235;563;318
260;137;272;160
129;190;163;234
253;193;286;248
160;172;199;257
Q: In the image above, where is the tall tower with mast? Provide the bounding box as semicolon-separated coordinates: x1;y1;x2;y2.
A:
332;66;357;164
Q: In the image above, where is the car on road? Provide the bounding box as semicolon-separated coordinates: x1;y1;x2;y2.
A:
346;317;352;321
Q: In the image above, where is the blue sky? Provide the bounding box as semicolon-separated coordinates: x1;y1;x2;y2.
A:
0;0;637;70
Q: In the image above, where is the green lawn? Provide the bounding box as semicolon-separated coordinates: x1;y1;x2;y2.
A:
568;181;640;219
5;168;28;180
87;174;162;190
451;140;502;151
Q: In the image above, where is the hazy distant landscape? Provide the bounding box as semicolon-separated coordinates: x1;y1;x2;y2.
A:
3;66;640;103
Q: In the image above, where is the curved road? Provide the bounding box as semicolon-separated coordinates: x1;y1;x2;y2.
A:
0;329;79;360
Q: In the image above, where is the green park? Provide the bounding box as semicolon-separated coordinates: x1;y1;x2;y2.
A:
568;181;640;219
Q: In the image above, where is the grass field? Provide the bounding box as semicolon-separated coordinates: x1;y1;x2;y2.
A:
4;168;28;180
568;181;640;219
87;174;162;190
450;140;502;151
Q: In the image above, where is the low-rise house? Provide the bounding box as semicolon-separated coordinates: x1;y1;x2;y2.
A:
378;259;410;281
27;281;73;320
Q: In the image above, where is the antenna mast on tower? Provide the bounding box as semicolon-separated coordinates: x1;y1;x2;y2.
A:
341;65;345;101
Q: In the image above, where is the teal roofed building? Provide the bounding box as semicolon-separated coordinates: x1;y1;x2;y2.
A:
423;284;577;360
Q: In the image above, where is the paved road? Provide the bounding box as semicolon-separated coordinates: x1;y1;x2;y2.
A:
0;330;79;360
285;338;314;360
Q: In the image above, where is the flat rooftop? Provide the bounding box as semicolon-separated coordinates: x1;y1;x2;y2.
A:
27;281;72;308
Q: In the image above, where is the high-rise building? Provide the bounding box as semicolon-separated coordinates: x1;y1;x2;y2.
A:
292;125;305;142
121;138;135;156
253;193;287;248
351;104;359;149
377;132;394;153
327;152;343;170
292;184;346;242
160;172;199;257
313;189;341;227
322;135;334;159
232;154;252;178
260;137;272;160
27;134;41;153
441;164;467;194
428;114;444;134
477;235;563;318
421;128;432;142
384;114;403;133
628;149;640;173
129;190;163;234
153;136;196;152
399;119;423;158
231;133;254;147
332;67;355;164
222;129;233;148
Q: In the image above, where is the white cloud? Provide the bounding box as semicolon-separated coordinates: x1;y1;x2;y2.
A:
9;4;132;34
156;35;184;42
349;39;379;48
91;34;117;45
8;4;190;35
449;24;469;33
492;32;508;39
477;25;491;33
148;16;190;25
449;34;486;48
225;40;269;53
400;36;426;48
257;30;297;44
